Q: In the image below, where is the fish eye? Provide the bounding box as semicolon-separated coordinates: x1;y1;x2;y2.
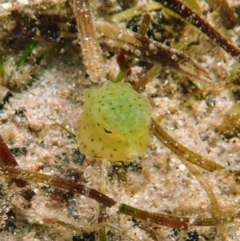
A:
104;128;112;134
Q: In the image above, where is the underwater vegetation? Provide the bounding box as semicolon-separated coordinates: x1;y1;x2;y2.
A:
0;0;240;240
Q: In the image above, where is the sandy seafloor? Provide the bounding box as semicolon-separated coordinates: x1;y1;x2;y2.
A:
0;0;240;240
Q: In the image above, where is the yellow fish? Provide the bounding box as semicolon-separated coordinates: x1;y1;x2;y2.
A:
76;81;152;161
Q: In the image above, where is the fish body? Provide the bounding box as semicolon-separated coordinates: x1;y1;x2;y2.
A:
76;81;152;161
